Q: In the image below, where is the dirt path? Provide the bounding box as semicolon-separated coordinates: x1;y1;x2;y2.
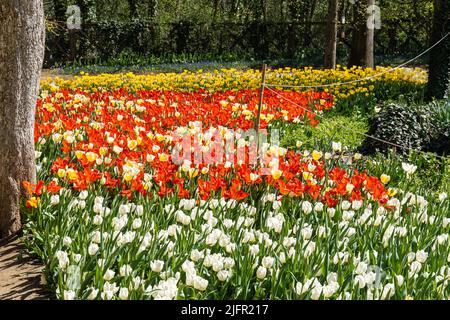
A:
0;236;47;300
41;68;73;80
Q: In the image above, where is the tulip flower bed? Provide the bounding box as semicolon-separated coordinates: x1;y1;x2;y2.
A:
40;66;427;105
23;77;450;300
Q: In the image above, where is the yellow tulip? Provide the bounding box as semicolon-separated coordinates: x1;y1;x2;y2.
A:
57;168;66;178
127;139;138;151
86;152;98;163
271;168;283;180
388;188;398;197
380;174;391;184
158;153;169;162
66;169;78;181
312;150;323;161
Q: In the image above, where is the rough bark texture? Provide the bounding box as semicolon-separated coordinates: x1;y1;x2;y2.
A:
324;0;339;69
0;0;45;238
365;0;374;68
348;0;367;67
348;0;374;68
425;0;450;101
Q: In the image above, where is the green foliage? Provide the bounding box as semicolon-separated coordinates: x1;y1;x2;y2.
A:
361;151;450;194
360;101;450;156
428;99;450;155
43;0;434;68
281;115;368;151
62;52;257;74
425;0;450;100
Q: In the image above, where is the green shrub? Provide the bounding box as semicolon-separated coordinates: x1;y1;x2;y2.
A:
428;100;450;155
360;100;450;156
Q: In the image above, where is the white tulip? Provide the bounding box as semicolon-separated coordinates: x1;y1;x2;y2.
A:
314;202;324;212
103;269;115;281
396;275;404;286
63;236;72;246
256;266;267;280
302;201;313;214
50;195;60;205
217;270;230;282
93;215;103;225
87;288;99;300
402;162;417;176
193;276;208;291
150;260;165;273
311;286;322;300
132;218;142;229
120;265;133;277
261;256;275;269
63;290;76;300
416;250;428;263
119;288;129;300
88;243;99;256
354;275;366;289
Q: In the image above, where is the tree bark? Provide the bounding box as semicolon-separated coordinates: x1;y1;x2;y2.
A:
348;0;367;67
0;0;45;238
365;0;375;68
324;0;339;69
348;0;374;68
425;0;450;101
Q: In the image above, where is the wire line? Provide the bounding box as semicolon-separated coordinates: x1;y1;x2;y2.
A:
265;31;450;89
264;86;449;160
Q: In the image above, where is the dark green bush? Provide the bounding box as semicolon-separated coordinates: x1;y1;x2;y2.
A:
428;100;450;155
360;100;450;156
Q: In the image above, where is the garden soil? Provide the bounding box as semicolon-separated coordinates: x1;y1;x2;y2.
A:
0;236;47;300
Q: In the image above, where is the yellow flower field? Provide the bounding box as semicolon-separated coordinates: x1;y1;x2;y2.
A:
40;66;427;102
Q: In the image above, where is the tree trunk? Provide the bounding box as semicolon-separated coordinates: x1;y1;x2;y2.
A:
425;0;450;101
348;0;374;68
324;0;339;69
348;0;367;67
0;0;45;238
365;0;375;68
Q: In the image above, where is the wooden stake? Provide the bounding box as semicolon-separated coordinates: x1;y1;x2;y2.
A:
254;64;267;158
255;64;267;134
